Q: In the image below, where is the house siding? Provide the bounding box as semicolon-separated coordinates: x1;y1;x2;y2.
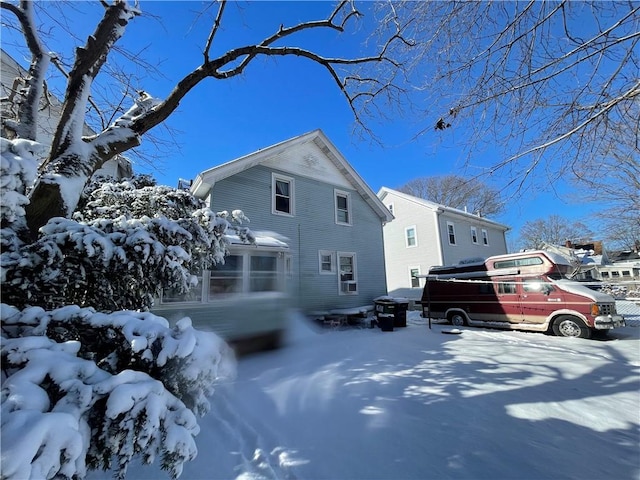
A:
436;212;508;266
208;164;387;312
380;189;509;295
381;194;443;293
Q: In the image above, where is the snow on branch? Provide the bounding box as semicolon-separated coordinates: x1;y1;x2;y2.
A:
1;303;235;479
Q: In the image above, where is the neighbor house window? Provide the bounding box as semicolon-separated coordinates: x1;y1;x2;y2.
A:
319;250;336;274
272;173;294;216
335;190;352;225
405;226;417;247
447;222;456;245
471;227;478;244
410;267;421;288
338;252;358;295
601;271;610;278
388;203;394;215
482;229;489;245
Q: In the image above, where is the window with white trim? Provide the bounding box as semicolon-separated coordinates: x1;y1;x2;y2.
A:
471;227;478;244
272;173;294;216
405;226;417;247
338;252;358;295
318;250;336;274
447;222;456;245
410;267;421;288
388;203;394;215
481;229;489;245
335;190;352;225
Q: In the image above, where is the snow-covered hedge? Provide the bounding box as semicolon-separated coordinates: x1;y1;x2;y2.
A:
1;303;235;479
0;137;245;478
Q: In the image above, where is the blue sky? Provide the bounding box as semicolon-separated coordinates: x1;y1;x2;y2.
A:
2;1;602;247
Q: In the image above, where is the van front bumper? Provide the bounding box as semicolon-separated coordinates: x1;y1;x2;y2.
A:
594;314;625;330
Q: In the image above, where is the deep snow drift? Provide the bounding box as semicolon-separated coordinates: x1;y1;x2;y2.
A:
89;310;640;480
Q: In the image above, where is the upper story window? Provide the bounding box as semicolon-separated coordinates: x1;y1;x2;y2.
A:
388;203;394;215
272;173;294;216
482;229;489;245
335;190;352;225
405;226;417;247
447;222;456;245
471;227;478;244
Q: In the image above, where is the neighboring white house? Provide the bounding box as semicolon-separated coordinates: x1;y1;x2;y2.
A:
190;129;394;314
377;187;509;298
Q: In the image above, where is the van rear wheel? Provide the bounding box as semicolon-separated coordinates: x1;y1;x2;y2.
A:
552;316;591;339
449;313;467;327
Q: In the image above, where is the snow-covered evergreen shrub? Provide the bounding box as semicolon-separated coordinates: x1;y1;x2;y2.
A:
1;173;253;312
0;139;242;478
1;304;235;479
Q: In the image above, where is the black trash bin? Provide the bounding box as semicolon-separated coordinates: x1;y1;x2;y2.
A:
374;298;399;331
374;298;409;330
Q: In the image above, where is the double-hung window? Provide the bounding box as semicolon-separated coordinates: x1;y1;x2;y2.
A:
338;252;358;295
447;222;456;245
319;250;336;274
482;229;489;245
272;173;294;216
335;190;352;225
471;227;478;244
405;226;417;247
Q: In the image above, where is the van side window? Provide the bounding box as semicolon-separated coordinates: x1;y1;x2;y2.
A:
523;278;553;293
496;281;517;294
494;257;543;269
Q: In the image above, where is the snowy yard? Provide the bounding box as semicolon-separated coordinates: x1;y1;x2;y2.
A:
88;309;640;480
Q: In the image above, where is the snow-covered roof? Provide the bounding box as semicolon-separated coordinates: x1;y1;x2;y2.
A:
191;129;394;223
377;186;509;231
226;231;289;250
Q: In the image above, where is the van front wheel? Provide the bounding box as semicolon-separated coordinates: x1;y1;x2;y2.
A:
552;316;591;339
449;313;467;327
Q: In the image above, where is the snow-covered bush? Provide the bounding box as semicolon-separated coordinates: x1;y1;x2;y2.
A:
1;172;253;312
0;139;243;478
1;304;235;479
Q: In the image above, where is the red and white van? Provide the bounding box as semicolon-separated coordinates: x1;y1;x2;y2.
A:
420;250;625;338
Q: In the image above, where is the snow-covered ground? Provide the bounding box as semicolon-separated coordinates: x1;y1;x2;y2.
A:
90;310;640;480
